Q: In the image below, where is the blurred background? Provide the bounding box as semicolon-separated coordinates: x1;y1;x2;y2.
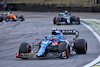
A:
0;0;99;5
0;0;100;5
0;0;100;12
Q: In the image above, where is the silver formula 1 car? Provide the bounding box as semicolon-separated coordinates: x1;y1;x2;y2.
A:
53;12;80;25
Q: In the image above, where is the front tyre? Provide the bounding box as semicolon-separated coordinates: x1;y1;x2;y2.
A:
74;39;87;54
19;43;31;53
0;17;3;22
58;42;70;59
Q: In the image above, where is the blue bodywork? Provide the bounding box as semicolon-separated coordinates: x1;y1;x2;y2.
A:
37;30;68;57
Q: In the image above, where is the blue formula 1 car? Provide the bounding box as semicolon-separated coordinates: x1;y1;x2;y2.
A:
16;28;87;59
0;12;24;22
53;12;80;25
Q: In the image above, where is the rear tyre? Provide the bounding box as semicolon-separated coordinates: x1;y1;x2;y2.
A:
0;17;3;22
58;42;70;59
19;15;24;21
56;17;61;25
53;17;57;24
5;16;9;22
76;17;80;25
74;39;87;54
19;43;31;53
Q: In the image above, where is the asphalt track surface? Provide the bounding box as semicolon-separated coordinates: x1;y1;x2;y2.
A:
0;12;100;67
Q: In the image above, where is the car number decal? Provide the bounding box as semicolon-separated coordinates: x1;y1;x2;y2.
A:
52;42;58;46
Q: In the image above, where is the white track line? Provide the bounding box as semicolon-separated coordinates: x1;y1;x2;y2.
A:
81;22;100;67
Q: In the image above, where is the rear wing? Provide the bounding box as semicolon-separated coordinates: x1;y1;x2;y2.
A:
2;13;7;16
59;13;65;15
1;13;7;18
60;30;79;38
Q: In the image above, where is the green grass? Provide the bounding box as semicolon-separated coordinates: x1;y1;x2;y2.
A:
0;0;94;5
81;19;100;35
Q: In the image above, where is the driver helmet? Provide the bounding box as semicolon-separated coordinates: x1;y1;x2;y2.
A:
52;28;58;30
65;10;68;14
52;30;61;35
52;30;56;35
8;11;12;14
52;28;57;35
52;28;58;35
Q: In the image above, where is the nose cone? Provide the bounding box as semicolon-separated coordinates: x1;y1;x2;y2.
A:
36;41;49;57
36;45;46;57
36;52;44;57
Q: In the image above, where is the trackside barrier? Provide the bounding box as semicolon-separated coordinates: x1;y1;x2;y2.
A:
0;0;96;5
0;3;100;12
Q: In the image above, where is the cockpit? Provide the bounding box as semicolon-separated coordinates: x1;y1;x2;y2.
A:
45;35;57;41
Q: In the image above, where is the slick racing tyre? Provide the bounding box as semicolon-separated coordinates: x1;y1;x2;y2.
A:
76;17;80;25
70;16;76;23
56;17;61;25
58;42;70;58
70;17;73;23
5;16;9;22
74;39;87;54
19;43;31;53
0;17;3;22
71;16;75;21
19;15;24;21
53;17;57;24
